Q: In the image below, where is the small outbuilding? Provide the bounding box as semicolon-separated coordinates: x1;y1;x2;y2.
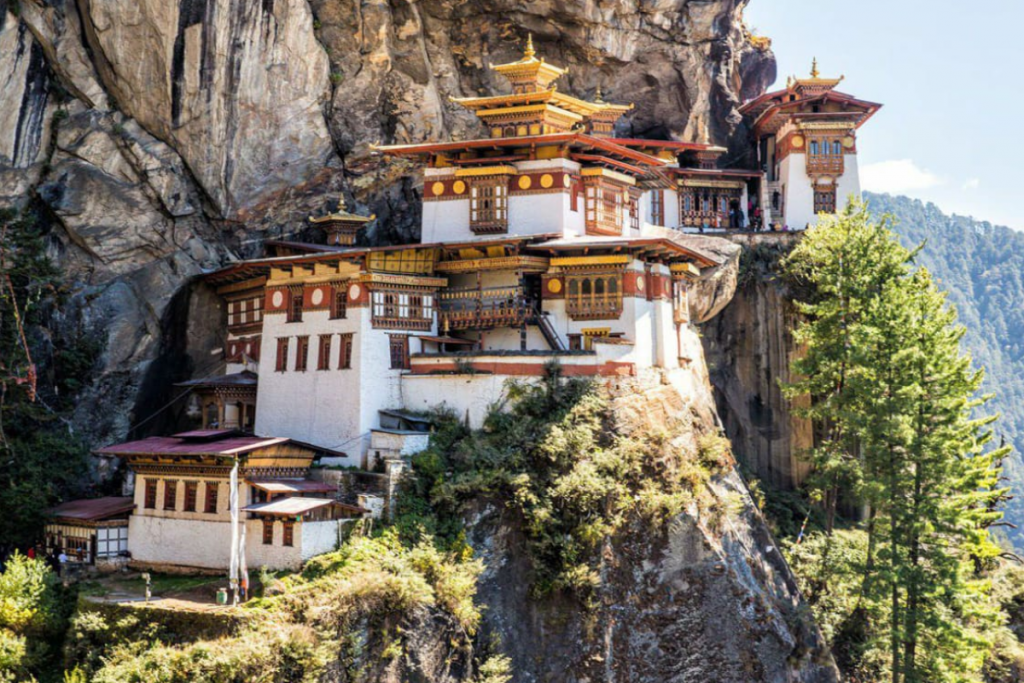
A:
44;496;134;565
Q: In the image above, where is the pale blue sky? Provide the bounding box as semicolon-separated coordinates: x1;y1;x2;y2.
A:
745;1;1022;230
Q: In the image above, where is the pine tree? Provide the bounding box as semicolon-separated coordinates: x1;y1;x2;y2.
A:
784;201;1009;682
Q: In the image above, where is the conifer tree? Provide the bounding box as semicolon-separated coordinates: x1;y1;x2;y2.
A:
784;201;1009;682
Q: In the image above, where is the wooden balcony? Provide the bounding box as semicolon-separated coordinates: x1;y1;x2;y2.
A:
565;295;623;321
438;286;529;331
806;154;844;175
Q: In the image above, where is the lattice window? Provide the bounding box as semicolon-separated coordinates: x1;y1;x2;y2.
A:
629;193;640;231
565;272;624;320
814;188;837;214
144;479;157;509
163;480;177;511
585;180;624;235
317;335;332;371
228;296;263;329
204;482;219;514
470;178;509;234
287;290;303;323
275;337;289;372
371;289;433;330
651;190;664;226
184;481;198;512
389;335;410;370
331;286;348;319
338;333;353;369
262;519;274;545
807;137;844;174
295;336;309;372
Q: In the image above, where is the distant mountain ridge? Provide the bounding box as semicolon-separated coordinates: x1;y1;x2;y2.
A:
865;192;1024;549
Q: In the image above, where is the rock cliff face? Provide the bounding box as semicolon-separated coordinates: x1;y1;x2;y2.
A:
0;0;774;448
701;235;813;490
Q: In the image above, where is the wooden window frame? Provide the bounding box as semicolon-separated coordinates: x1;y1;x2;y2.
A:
287;289;303;323
651;190;664;226
628;192;640;231
338;333;353;369
565;271;624;320
183;481;198;512
204;482;219;514
389;335;410;370
282;520;294;547
371;289;434;330
295;336;309;372
144;479;157;509
814;187;837;214
262;519;274;545
469;177;509;234
275;337;289;372
163;480;177;511
317;334;332;371
331;286;348;319
584;178;624;235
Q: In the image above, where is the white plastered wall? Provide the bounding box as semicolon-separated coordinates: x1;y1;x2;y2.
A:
255;304;417;466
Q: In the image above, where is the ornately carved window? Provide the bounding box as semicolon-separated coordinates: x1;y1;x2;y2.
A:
807;137;844;174
565;272;623;320
371;289;434;330
584;179;624;235
295;336;309;372
470;178;509;234
317;335;332;371
814;188;837;214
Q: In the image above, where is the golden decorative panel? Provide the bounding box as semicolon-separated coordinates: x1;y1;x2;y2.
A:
540;174;554;188
518;175;533;190
453;180;467;194
431;181;445;196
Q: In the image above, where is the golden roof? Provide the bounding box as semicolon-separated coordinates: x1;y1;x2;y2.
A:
788;57;844;93
308;197;375;225
489;34;568;92
452;88;631;118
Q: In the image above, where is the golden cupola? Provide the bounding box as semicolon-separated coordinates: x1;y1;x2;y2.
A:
308;197;375;246
450;34;634;139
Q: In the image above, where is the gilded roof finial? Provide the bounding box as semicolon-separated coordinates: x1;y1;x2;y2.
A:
594;84;604;103
524;33;535;59
811;57;820;79
337;195;347;211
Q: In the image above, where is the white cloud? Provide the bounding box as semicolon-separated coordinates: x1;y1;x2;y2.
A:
962;178;981;190
860;159;944;194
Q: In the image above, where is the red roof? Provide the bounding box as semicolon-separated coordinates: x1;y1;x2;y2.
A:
374;133;669;169
96;435;291;457
48;497;135;522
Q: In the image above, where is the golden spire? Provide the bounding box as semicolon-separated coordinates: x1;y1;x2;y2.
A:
811;57;820;79
524;33;535;59
594;84;604;103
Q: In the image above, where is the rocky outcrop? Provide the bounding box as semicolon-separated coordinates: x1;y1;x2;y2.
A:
468;358;837;682
701;234;813;490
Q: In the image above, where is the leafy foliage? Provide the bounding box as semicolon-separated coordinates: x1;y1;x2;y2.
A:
0;553;74;681
394;366;730;602
73;532;483;682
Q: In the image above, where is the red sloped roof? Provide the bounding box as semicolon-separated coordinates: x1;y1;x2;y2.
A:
48;497;135;521
96;435;291;457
